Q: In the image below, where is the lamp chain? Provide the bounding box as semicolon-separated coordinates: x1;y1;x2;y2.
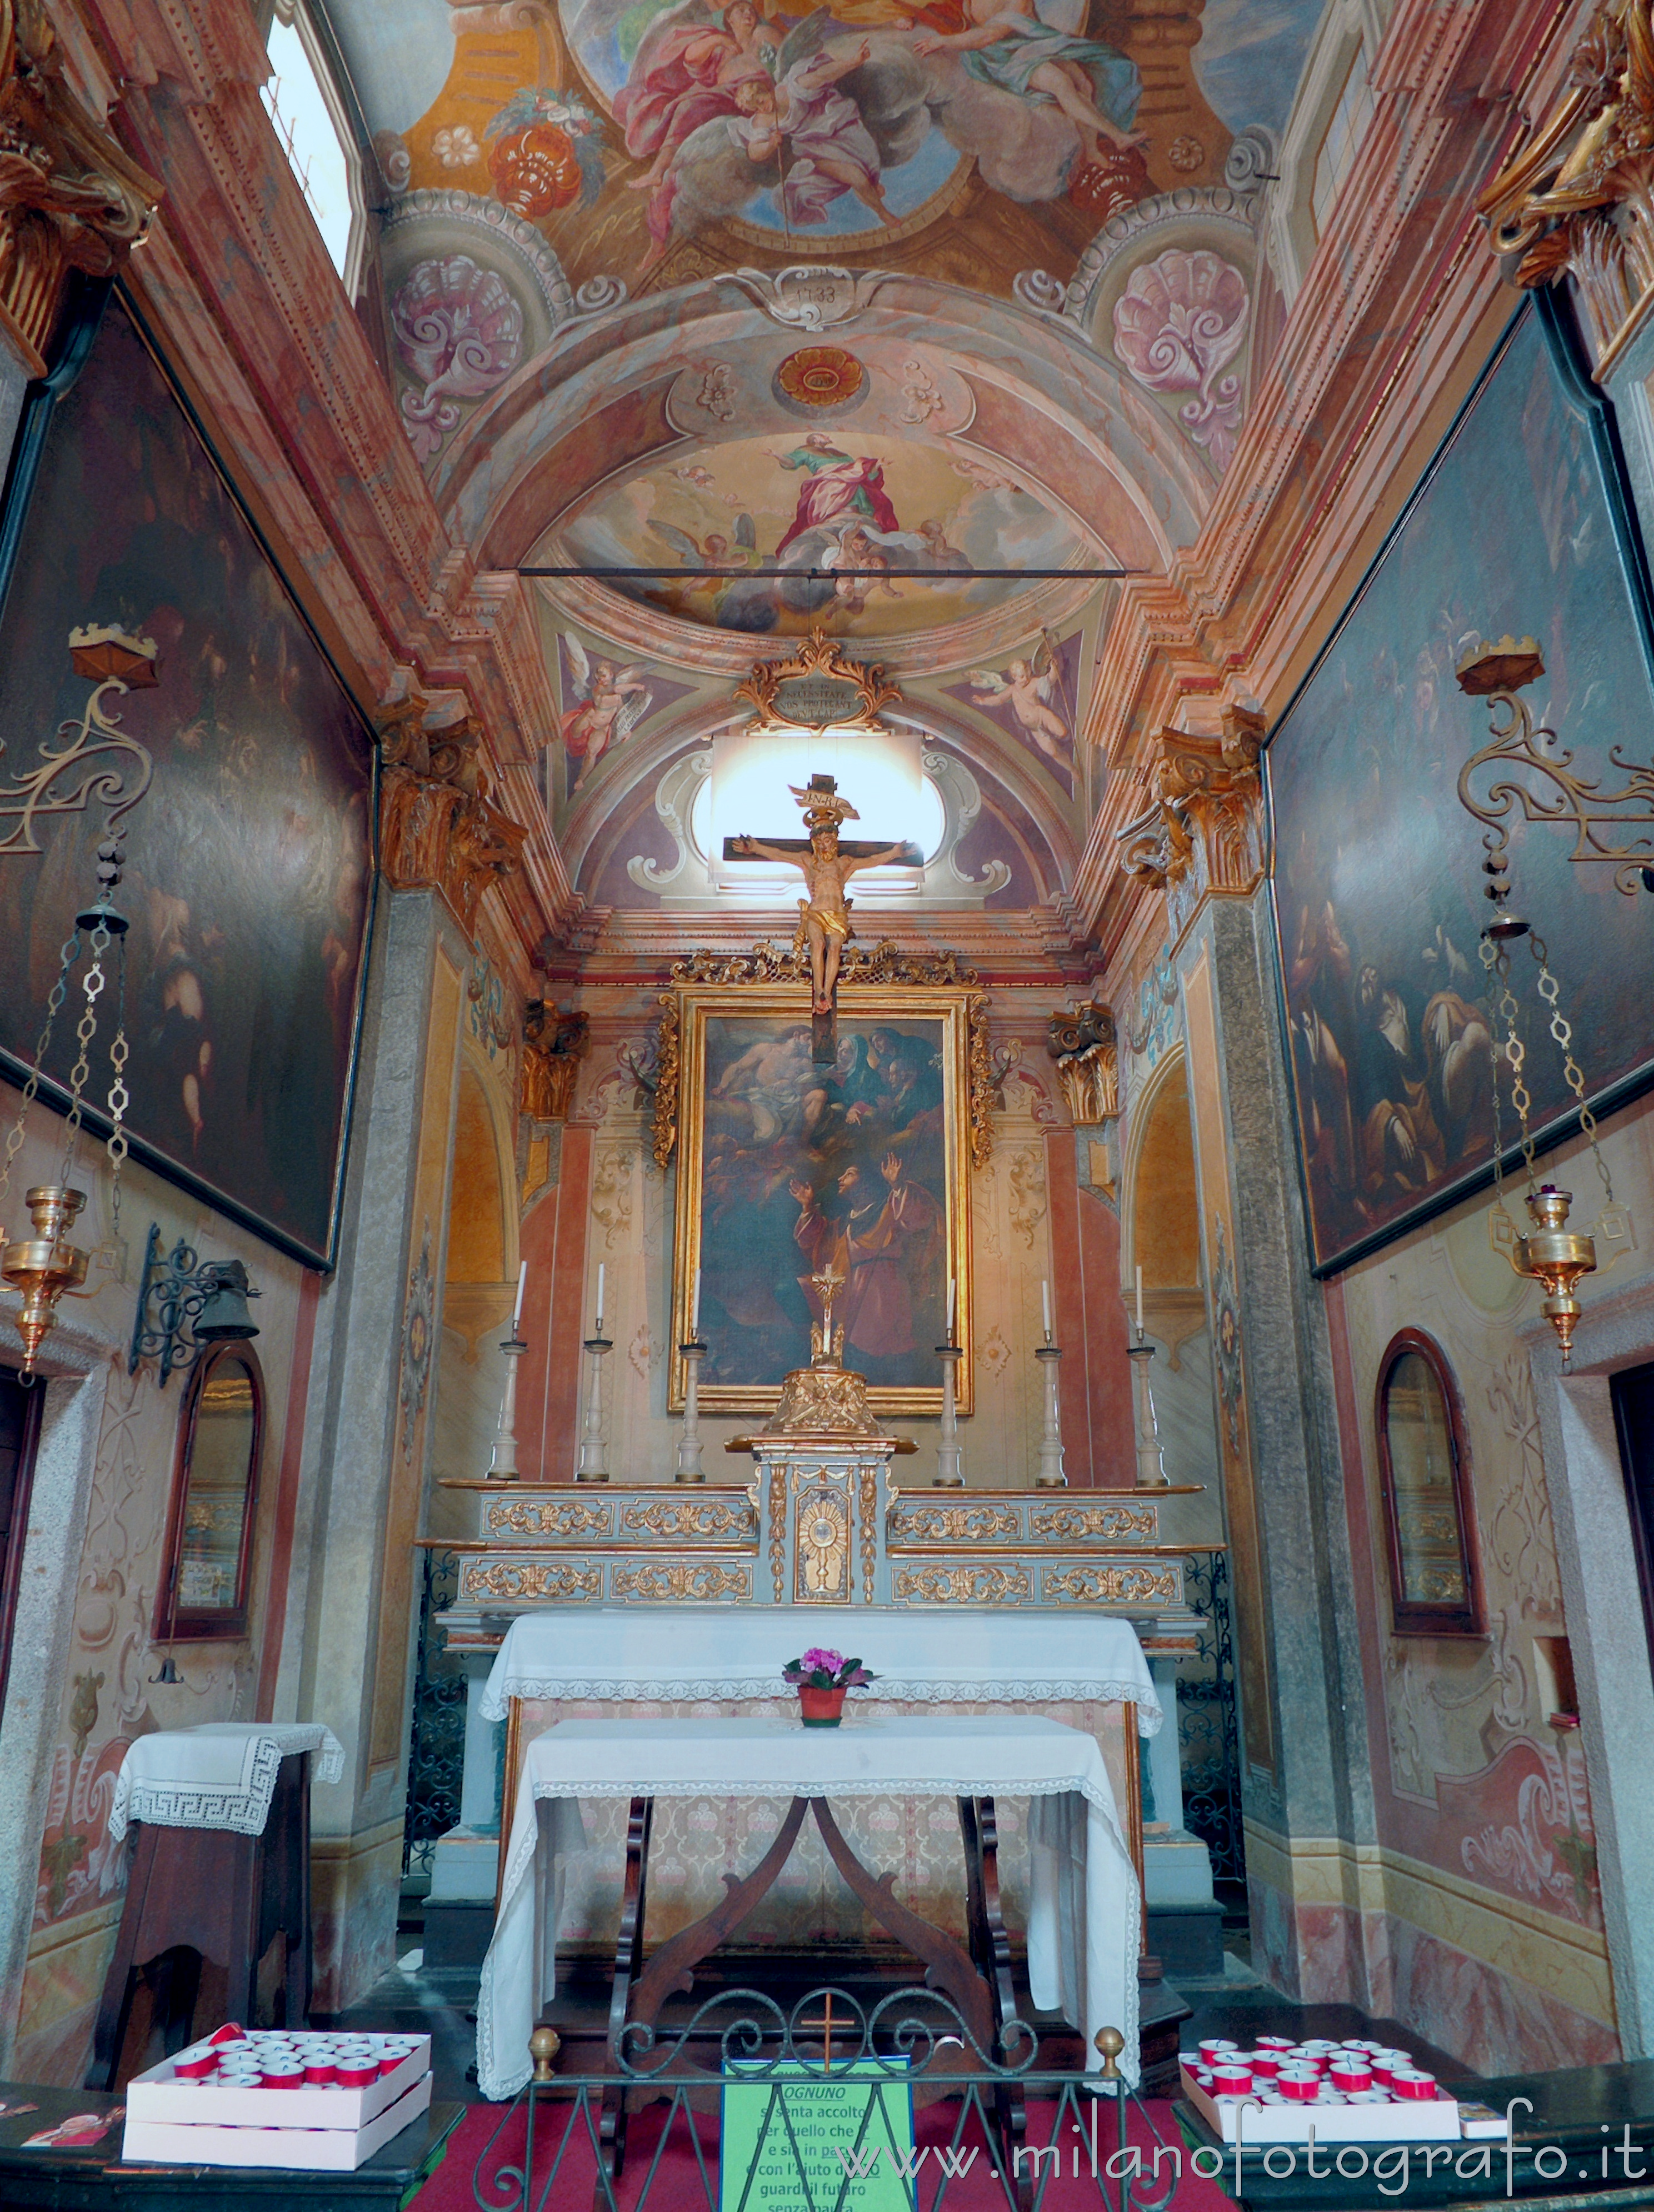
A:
56;917;110;1189
105;932;129;1239
0;930;80;1210
1529;932;1615;1207
1480;933;1537;1192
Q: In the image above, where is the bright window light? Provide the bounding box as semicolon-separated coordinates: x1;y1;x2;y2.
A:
706;730;943;895
263;12;356;281
1311;49;1373;238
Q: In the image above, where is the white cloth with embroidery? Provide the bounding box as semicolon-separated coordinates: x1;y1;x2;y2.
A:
479;1606;1161;1731
476;1714;1140;2101
108;1723;346;1841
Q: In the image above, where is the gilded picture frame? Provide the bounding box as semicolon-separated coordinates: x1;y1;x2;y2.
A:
662;975;980;1418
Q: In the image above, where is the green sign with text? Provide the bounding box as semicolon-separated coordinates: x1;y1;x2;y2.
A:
719;2059;921;2212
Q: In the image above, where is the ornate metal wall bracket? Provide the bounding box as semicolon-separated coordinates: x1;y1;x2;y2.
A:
127;1222;260;1384
1455;633;1654;893
0;627;156;855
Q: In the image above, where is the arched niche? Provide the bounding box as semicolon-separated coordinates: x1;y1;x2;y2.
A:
1120;1045;1223;1521
429;1043;522;1519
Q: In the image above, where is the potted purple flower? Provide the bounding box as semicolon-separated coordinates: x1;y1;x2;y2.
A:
782;1648;876;1728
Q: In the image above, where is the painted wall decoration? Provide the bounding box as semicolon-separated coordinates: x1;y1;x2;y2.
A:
944;628;1081;793
331;0;1322;305
666;986;975;1415
555;424;1081;636
1270;304;1654;1275
0;298;374;1268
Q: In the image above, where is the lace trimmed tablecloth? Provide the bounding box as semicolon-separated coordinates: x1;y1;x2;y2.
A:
108;1723;346;1841
475;1713;1140;2101
479;1606;1161;1732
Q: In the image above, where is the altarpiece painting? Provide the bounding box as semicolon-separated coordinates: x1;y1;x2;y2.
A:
656;973;981;1416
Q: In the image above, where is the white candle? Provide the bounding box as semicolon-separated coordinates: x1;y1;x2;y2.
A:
1136;1264;1144;1335
512;1260;527;1332
947;1277;956;1334
1041;1279;1052;1338
692;1267;702;1337
595;1262;605;1334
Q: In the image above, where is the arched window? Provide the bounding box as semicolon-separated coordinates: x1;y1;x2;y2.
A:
156;1344;266;1643
1375;1330;1481;1637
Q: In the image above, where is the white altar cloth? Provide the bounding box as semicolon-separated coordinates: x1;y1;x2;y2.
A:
108;1724;346;1841
476;1714;1140;2101
479;1607;1161;1732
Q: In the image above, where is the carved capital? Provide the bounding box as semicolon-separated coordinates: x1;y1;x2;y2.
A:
1115;704;1265;941
1047;997;1117;1125
376;678;527;937
1480;1;1654;376
521;1000;588;1120
0;1;159;373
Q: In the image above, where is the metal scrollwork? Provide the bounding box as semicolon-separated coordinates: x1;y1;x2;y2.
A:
0;628;157;856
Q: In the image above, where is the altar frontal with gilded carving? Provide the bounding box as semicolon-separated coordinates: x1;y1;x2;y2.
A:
662;982;977;1417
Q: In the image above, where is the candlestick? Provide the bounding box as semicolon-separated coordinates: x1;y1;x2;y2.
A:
512;1259;527;1332
932;1343;965;1486
1041;1278;1052;1341
1033;1339;1066;1487
1127;1337;1171;1488
676;1335;707;1483
1135;1263;1143;1337
574;1331;613;1482
486;1323;528;1480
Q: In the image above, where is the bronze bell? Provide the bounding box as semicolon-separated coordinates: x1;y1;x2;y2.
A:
193;1260;260;1343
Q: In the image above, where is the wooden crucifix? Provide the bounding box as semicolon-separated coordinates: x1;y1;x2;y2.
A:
723;775;921;1061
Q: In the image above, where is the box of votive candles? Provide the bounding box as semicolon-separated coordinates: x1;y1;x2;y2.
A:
122;2026;432;2169
1177;2039;1502;2144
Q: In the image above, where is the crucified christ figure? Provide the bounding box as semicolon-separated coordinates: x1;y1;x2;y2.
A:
729;779;916;1016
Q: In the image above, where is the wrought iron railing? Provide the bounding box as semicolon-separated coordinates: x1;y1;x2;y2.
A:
470;1987;1192;2212
1175;1550;1245;1888
403;1548;468;1878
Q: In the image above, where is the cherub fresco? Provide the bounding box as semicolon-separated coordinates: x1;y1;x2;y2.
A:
558;636;653;785
967;631;1075;789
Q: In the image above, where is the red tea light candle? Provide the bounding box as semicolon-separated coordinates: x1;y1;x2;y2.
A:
1209;2063;1253;2095
1254;2035;1296;2051
1276;2069;1321;2103
1391;2069;1438;2100
1197;2038;1238;2063
1328;2059;1373;2093
303;2060;338;2086
257;2058;306;2089
1247;2052;1282;2080
334;2058;381;2089
173;2048;220;2080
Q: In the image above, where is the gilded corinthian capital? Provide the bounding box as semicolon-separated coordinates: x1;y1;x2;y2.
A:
1480;0;1654;376
0;0;159;373
1115;704;1266;944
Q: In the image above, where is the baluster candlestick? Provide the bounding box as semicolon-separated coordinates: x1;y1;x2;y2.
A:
1127;1329;1171;1488
932;1344;964;1486
1033;1337;1066;1488
486;1329;527;1480
575;1332;613;1482
676;1338;707;1482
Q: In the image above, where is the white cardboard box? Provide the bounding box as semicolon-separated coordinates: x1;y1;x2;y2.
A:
121;2072;433;2171
125;2035;431;2132
1179;2066;1467;2144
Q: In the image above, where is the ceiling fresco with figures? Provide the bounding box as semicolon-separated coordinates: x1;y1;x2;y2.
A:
316;0;1342;920
332;0;1322;301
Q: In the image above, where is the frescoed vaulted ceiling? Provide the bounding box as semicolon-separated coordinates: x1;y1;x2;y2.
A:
314;0;1340;932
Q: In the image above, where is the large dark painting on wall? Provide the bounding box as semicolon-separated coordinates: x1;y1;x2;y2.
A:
0;297;373;1267
1270;303;1654;1274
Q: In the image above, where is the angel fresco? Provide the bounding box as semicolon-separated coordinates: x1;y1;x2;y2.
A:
559;638;653;789
969;632;1074;787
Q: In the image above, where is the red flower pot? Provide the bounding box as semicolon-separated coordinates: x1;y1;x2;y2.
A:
797;1685;847;1728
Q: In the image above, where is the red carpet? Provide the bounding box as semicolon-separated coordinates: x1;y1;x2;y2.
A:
413;2092;1234;2210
